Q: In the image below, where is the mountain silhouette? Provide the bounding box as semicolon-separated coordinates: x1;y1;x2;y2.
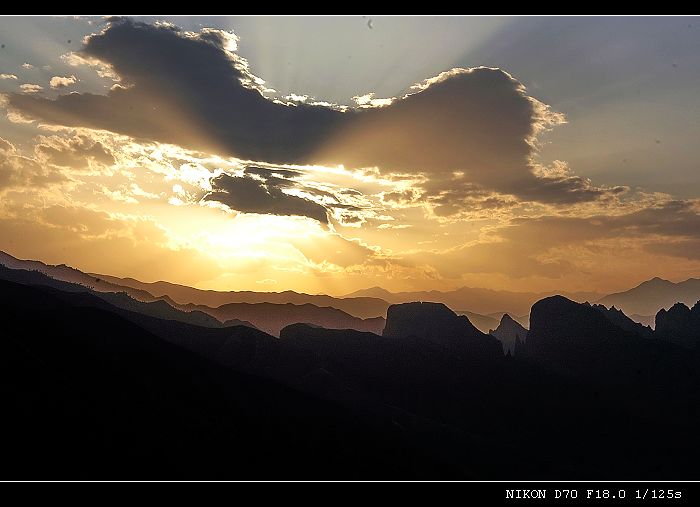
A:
0;250;158;302
592;303;654;339
6;250;700;479
383;302;503;359
0;263;257;330
489;314;528;355
344;285;395;299
93;273;390;319
655;301;700;348
597;276;700;316
0;278;438;480
0;251;382;335
522;295;693;387
190;301;385;337
629;313;656;328
454;310;498;333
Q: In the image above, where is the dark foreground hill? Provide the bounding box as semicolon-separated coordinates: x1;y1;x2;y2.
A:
3;269;700;479
0;279;439;480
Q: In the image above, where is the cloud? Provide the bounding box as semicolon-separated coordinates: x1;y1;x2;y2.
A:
19;83;43;94
0;150;68;191
380;188;422;206
201;164;379;227
21;63;34;70
5;17;621;214
49;75;78;89
203;172;329;225
644;239;700;260
0;74;18;80
401;195;700;282
35;134;115;169
292;233;378;268
507;198;700;248
410;239;574;280
0;137;14;153
8;18;343;162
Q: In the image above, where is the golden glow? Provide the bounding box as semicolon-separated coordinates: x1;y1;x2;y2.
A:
2;17;700;297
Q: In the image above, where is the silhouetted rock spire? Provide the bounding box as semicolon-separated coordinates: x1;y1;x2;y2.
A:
489;313;529;355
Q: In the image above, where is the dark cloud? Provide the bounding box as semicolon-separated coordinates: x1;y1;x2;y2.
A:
340;214;363;224
513;175;628;205
7;17;621;211
204;172;329;225
203;165;369;225
8;18;343;163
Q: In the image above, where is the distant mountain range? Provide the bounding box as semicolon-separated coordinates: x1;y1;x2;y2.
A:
0;251;381;336
3;249;700;334
180;301;385;337
597;277;700;317
93;273;390;319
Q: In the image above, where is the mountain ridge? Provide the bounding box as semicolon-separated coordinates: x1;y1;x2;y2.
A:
597;276;700;316
346;285;603;316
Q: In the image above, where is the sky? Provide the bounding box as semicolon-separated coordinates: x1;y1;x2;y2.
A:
1;15;699;295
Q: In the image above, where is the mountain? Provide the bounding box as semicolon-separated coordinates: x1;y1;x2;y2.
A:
346;285;602;316
655;301;700;348
0;278;432;480
489;314;528;355
592;304;654;339
0;250;159;302
182;301;385;337
597;276;700;316
343;285;396;300
454;310;499;333
6;262;700;478
0;251;381;335
487;311;530;328
522;295;691;386
93;273;390;319
0;263;256;330
630;314;656;328
383;302;503;360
